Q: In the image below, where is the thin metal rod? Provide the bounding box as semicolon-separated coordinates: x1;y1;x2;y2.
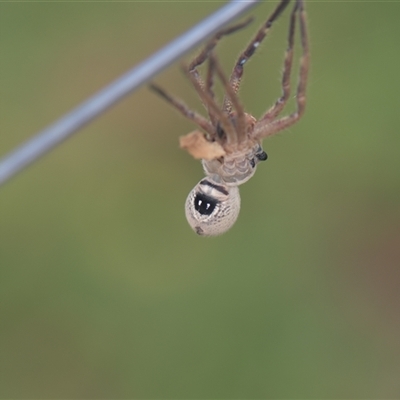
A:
0;0;260;187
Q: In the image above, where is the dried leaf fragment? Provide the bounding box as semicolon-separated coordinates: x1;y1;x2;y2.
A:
179;130;225;160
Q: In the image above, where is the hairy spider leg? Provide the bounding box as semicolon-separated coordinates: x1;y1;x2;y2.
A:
182;64;238;145
187;17;254;126
208;53;247;144
222;0;291;115
254;0;309;139
259;1;297;122
149;83;214;135
150;19;255;144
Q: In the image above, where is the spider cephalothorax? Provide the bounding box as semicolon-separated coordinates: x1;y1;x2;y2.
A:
150;0;309;236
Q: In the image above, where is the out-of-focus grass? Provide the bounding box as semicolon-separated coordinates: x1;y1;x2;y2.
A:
1;1;399;398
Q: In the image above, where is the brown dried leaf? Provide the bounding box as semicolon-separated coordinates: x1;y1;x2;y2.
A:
179;131;225;160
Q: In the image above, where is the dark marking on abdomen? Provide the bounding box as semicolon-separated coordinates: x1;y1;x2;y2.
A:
200;179;229;195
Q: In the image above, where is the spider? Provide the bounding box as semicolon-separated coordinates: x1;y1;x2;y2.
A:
150;0;309;236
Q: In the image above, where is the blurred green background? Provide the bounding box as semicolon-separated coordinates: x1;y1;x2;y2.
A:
1;0;399;398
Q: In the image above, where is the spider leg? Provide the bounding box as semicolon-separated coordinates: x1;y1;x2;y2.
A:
182;63;239;145
209;53;247;143
259;1;296;122
254;0;309;139
188;16;254;75
187;17;254;125
223;0;291;114
204;58;216;126
149;83;214;135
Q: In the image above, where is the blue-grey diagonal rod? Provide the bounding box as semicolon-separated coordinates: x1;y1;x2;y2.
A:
0;0;260;187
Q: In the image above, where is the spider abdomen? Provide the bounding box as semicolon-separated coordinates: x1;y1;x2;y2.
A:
185;178;240;236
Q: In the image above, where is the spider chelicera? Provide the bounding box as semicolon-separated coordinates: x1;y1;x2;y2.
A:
150;0;309;236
